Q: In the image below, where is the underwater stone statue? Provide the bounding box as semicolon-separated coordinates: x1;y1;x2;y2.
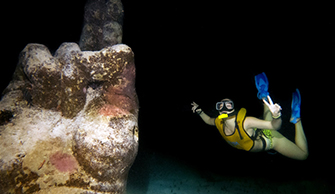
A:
0;0;139;193
80;0;124;51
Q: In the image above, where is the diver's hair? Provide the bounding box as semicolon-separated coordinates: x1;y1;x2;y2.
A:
220;98;233;102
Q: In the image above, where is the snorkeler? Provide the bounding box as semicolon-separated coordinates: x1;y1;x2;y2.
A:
191;72;308;160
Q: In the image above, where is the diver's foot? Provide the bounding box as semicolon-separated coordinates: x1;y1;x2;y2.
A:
290;89;301;124
255;72;269;100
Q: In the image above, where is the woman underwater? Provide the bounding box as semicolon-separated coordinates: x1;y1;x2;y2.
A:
191;73;308;160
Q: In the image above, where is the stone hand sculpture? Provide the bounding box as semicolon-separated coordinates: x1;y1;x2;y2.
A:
0;42;138;193
80;0;124;51
0;0;139;193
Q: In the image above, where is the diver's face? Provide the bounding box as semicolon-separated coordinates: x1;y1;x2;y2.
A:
218;99;234;115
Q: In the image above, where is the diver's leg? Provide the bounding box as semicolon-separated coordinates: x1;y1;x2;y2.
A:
249;137;272;152
293;120;308;155
271;122;308;160
263;103;272;121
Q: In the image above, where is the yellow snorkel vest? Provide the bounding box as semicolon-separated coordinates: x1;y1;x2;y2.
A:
214;108;254;151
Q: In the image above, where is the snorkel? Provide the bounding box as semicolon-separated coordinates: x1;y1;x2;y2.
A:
216;99;236;119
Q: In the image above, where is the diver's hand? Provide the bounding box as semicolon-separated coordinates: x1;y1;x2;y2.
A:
263;96;282;118
191;102;202;114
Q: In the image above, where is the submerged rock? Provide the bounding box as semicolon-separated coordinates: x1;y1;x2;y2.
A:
0;0;139;193
79;0;124;51
0;42;139;193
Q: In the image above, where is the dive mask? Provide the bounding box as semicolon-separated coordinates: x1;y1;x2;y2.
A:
216;100;234;111
216;100;235;119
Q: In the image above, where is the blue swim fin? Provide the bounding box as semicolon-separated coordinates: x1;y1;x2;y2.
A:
255;72;269;100
290;89;301;124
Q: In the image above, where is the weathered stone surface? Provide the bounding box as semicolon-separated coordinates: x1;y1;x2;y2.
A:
79;0;124;51
0;0;137;192
0;43;139;193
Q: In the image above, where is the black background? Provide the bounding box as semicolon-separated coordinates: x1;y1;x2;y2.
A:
1;0;332;180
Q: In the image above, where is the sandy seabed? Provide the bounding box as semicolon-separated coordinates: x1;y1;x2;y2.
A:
126;150;331;194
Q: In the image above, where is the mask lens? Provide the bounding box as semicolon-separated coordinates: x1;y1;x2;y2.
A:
224;101;234;109
216;102;224;110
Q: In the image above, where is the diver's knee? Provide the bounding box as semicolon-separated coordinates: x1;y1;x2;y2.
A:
300;152;309;160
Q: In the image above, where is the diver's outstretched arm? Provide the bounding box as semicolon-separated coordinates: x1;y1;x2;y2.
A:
191;102;215;126
198;111;215;126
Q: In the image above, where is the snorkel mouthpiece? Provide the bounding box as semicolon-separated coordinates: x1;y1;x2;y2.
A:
218;113;229;119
